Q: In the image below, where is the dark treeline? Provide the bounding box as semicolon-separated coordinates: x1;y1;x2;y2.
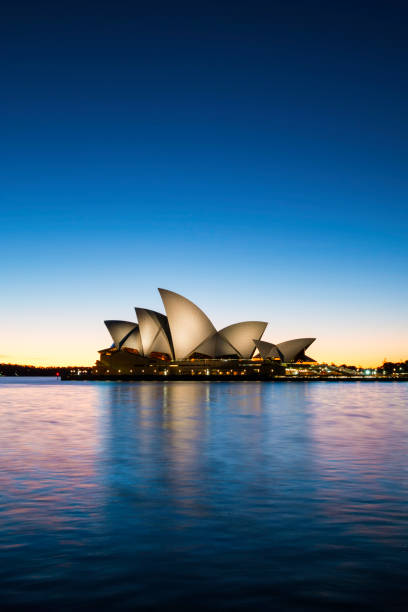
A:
0;364;92;377
326;361;408;374
337;361;408;373
380;361;408;375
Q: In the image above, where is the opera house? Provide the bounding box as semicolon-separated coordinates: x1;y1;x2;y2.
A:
96;289;316;379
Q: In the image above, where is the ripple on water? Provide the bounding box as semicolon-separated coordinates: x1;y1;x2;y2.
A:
1;378;408;609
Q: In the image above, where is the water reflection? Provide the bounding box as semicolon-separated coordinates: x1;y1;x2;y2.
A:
1;379;408;609
309;384;408;547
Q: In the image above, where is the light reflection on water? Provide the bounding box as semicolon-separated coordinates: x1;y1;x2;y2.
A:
1;378;408;610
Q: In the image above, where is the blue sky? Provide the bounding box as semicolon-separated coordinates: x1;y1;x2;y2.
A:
1;1;407;365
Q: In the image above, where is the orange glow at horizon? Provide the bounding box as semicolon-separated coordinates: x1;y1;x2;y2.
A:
1;307;407;369
1;343;407;369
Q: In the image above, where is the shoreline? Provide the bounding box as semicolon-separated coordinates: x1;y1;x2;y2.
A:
60;374;408;383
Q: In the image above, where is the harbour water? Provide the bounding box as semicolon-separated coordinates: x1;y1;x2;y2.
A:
1;378;408;610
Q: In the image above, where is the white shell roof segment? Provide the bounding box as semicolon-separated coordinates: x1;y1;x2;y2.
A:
104;320;139;349
135;308;174;358
253;338;315;361
158;288;217;360
253;339;281;359
219;321;267;359
194;332;237;358
276;338;315;362
120;327;143;353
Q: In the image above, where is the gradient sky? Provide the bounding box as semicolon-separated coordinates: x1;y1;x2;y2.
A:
1;0;407;367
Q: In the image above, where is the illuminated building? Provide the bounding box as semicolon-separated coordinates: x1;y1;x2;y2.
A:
96;289;316;377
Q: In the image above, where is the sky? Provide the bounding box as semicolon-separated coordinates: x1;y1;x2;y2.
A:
1;0;407;367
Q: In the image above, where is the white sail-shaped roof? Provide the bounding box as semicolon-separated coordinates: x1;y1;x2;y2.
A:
192;332;217;357
158;288;217;360
194;332;237;358
104;290;317;363
135;308;174;358
121;326;143;353
276;338;315;362
104;320;138;349
219;321;267;359
253;338;315;361
253;339;281;359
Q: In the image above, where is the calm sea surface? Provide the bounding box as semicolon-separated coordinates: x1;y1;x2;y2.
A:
1;378;408;610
